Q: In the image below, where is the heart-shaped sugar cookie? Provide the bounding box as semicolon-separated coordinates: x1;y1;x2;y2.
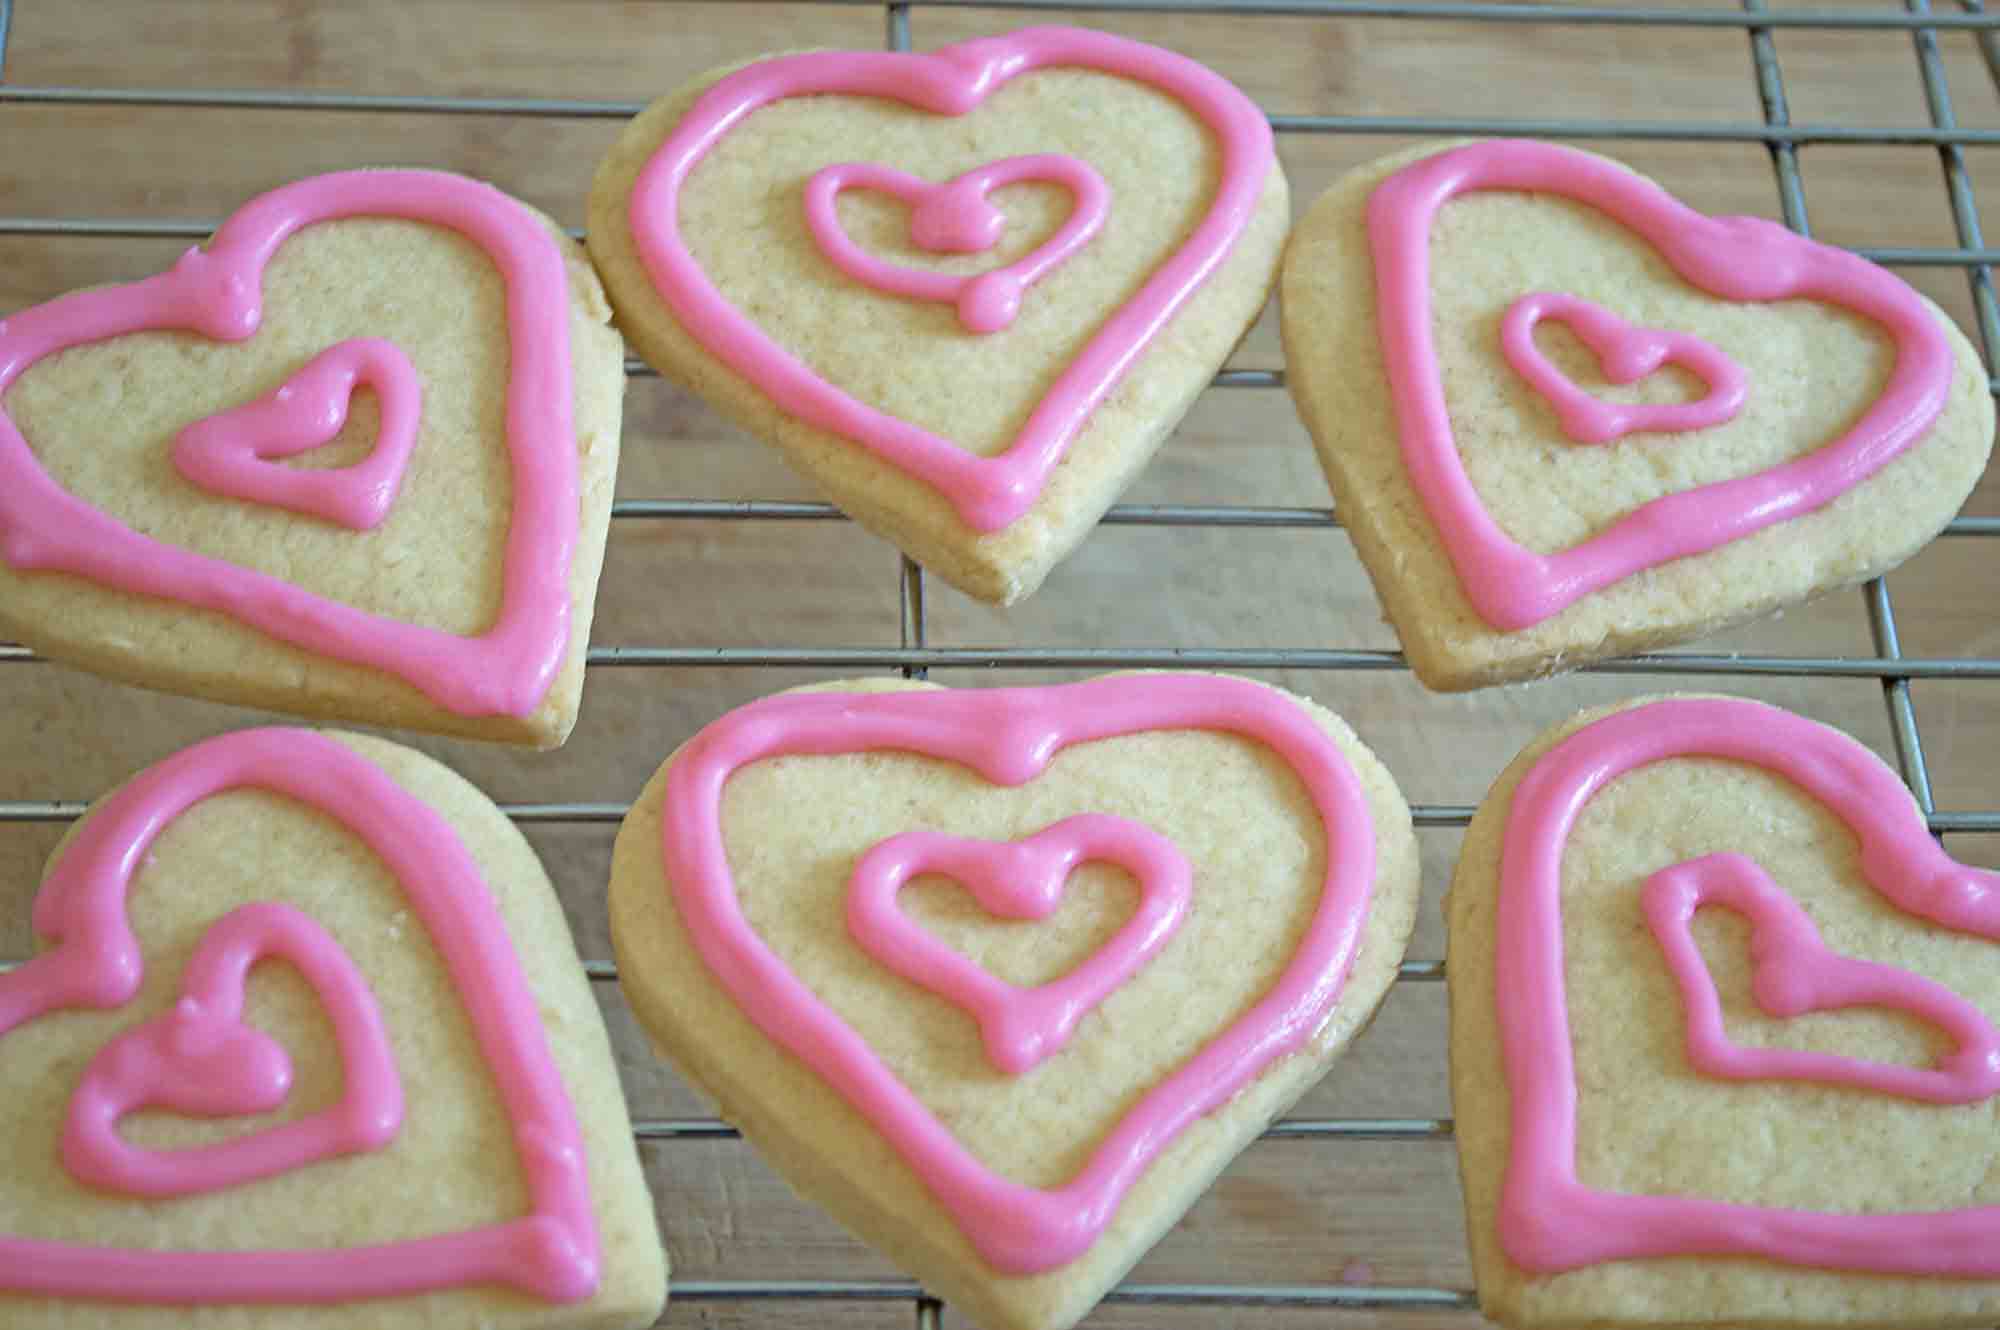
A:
587;27;1290;605
0;728;664;1326
1281;141;1994;690
0;170;626;747
1448;695;2000;1328
610;673;1419;1330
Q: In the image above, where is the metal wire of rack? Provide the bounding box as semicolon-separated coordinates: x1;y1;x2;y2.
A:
0;0;1997;1323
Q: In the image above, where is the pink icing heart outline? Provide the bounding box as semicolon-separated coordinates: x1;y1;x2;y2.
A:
171;338;423;531
1494;697;2000;1277
845;814;1193;1076
1499;292;1748;445
0;729;597;1305
626;26;1274;532
1367;140;1955;632
1642;852;2000;1104
0;170;578;717
661;674;1380;1274
803;155;1111;335
62;901;404;1198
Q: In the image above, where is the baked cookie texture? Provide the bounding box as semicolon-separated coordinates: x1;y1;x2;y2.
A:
1281;141;1993;691
587;34;1289;605
1448;694;2000;1328
609;674;1419;1330
0;174;624;748
0;730;666;1329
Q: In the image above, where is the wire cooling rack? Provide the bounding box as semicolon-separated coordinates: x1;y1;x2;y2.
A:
1;0;1998;1325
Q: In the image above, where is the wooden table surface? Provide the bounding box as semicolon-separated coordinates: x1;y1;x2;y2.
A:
1;3;1995;1327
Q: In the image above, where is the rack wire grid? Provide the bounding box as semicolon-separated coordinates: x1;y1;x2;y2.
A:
2;0;1999;1326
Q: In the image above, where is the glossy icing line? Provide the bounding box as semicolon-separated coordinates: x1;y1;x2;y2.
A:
0;729;598;1305
803;154;1111;335
846;814;1193;1075
62;901;404;1199
171;337;423;531
0;170;579;717
660;674;1380;1274
626;26;1274;532
1499;293;1748;445
1494;697;2000;1276
1366;140;1955;631
1643;852;2000;1104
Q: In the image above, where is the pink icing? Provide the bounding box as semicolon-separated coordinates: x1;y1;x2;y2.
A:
626;27;1274;532
659;673;1380;1274
0;728;597;1305
1643;852;2000;1104
803;154;1110;335
1366;140;1955;631
1495;697;2000;1276
62;901;403;1198
0;170;579;717
845;814;1193;1076
1499;292;1748;444
171;337;422;531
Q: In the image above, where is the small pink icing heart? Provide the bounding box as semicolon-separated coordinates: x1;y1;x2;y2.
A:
171;338;422;531
803;155;1110;335
61;901;403;1198
846;814;1192;1075
1499;293;1748;445
1644;851;2000;1104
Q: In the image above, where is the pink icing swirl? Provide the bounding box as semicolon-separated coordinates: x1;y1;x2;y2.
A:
1643;852;2000;1105
1495;696;2000;1276
1366;140;1955;631
659;674;1381;1274
0;728;598;1305
0;170;579;717
1499;292;1748;444
845;814;1193;1076
61;901;404;1199
803;155;1111;335
625;26;1275;532
171;337;423;531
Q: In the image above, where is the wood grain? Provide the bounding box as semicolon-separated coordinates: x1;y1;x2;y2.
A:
1;3;1995;1328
